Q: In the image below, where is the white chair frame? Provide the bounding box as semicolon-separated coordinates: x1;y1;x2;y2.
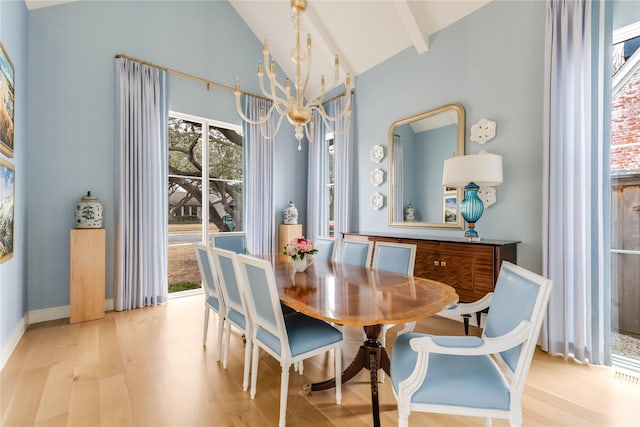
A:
436;291;494;331
236;254;343;427
338;238;374;267
210;231;248;254
393;261;553;427
314;236;337;261
193;243;225;362
210;247;253;391
372;241;417;382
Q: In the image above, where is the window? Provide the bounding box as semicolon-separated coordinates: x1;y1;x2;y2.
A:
167;111;243;293
326;133;335;236
610;21;640;369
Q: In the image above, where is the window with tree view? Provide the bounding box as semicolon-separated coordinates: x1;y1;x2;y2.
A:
326;134;335;237
167;112;243;293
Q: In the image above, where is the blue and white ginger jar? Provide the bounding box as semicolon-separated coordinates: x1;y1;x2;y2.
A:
75;191;103;228
283;201;298;225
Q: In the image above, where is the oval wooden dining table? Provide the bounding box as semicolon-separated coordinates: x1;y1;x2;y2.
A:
257;254;459;427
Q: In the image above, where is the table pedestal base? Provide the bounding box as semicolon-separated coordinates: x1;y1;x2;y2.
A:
310;324;390;427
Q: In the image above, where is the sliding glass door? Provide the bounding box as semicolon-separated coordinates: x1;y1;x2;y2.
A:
167;112;243;294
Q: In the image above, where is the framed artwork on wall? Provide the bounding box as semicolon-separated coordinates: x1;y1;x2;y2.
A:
0;158;14;263
0;42;15;158
443;194;457;224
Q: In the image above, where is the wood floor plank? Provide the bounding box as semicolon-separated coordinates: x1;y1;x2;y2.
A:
99;374;134;427
34;361;74;423
33;411;69;427
68;369;101;426
2;366;49;427
1;294;638;427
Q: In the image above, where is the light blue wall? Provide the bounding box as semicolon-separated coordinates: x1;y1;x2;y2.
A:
0;0;28;358
355;0;546;272
613;0;640;29
26;0;305;311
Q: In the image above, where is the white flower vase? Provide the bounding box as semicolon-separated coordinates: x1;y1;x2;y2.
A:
293;256;312;273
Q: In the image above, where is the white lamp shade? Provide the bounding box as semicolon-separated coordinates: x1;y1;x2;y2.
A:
442;153;503;188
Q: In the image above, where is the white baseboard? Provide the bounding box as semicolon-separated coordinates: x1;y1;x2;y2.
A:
1;315;26;372
1;299;115;372
27;305;70;324
26;299;114;324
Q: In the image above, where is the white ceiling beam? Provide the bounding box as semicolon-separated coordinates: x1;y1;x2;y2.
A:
302;4;354;78
393;0;429;54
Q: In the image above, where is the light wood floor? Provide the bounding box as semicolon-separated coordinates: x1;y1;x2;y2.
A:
1;294;638;427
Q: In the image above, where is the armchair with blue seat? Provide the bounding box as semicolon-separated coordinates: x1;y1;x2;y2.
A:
390;261;552;427
236;254;344;427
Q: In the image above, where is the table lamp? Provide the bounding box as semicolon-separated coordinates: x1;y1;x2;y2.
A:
442;152;503;241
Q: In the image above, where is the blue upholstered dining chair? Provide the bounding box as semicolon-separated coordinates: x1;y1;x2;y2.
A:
193;244;225;361
211;231;247;254
235;254;344;427
372;241;417;277
390;261;552;427
313;236;336;261
371;241;417;381
337;239;373;267
210;247;253;391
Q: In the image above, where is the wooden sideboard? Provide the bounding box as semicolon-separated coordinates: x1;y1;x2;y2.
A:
344;232;518;303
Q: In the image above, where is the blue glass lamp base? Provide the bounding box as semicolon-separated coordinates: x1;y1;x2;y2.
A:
460;182;484;242
464;226;480;241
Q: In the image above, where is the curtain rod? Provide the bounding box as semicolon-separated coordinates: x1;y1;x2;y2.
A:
115;53;350;105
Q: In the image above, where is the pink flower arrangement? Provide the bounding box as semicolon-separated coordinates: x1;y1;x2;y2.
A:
283;237;318;260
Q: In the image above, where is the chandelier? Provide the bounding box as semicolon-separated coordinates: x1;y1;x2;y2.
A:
234;0;352;150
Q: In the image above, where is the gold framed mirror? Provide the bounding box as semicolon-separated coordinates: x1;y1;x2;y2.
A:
388;103;465;229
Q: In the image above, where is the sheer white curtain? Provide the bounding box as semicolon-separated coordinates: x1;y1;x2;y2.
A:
392;134;404;222
328;93;355;259
306;110;328;241
243;95;276;254
541;0;611;365
114;58;169;310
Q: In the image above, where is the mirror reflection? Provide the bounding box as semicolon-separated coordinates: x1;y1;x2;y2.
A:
388;103;465;229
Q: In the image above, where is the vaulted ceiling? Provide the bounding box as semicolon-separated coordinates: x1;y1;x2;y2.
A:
25;0;492;96
229;1;491;95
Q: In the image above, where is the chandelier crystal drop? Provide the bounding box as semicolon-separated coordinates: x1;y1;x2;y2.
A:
234;0;352;150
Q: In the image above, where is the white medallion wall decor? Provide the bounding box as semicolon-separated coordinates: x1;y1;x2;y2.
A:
478;186;497;208
369;193;384;210
370;145;384;163
470;119;497;144
370;168;384;186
